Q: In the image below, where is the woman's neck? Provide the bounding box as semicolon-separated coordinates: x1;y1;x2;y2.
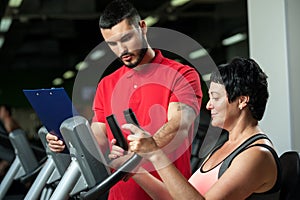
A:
227;114;260;143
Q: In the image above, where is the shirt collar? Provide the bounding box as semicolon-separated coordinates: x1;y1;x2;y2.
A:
126;49;163;78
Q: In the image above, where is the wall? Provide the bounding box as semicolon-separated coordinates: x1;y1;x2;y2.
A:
247;0;300;154
285;0;300;151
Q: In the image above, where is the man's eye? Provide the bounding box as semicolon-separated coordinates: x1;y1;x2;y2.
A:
121;34;132;43
107;42;117;46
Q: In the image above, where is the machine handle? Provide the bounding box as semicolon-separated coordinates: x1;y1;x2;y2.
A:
106;114;128;151
80;154;141;200
123;108;140;127
80;109;142;200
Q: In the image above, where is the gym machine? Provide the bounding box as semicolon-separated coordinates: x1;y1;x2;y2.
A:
0;129;40;199
24;126;71;200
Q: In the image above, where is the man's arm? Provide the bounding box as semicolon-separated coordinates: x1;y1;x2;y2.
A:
91;122;110;157
152;102;196;153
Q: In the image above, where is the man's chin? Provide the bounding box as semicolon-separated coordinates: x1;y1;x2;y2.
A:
118;58;136;69
124;61;138;69
121;47;148;69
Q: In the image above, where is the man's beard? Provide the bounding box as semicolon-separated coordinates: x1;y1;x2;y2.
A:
119;37;148;69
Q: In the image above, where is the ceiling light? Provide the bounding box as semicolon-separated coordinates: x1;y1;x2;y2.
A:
52;78;64;86
201;73;211;82
75;61;88;71
8;0;23;7
222;33;247;46
0;36;4;48
170;0;191;7
189;48;208;59
63;70;75;79
90;49;105;60
0;17;12;32
144;16;159;27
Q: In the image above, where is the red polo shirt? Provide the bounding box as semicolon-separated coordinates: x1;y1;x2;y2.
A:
93;50;202;200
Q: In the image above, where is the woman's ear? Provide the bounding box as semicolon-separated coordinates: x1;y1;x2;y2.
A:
238;96;249;110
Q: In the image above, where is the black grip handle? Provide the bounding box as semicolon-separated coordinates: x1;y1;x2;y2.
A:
123;108;140;127
106;114;128;151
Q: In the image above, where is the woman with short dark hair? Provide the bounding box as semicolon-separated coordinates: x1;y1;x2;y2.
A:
115;57;281;200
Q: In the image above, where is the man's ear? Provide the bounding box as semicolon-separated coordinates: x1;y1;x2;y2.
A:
139;20;147;35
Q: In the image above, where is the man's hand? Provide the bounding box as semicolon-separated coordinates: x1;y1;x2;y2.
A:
108;138;137;170
46;133;65;152
108;138;126;160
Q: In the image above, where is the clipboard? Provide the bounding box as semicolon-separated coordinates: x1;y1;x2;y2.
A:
23;88;78;145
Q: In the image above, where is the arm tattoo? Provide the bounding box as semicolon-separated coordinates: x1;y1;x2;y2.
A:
176;103;192;112
161;123;169;131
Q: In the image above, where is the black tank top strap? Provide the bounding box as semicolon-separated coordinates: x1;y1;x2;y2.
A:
246;143;281;199
217;133;281;199
246;143;281;194
218;133;269;178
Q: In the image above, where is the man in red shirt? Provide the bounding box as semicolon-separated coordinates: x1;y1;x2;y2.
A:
47;0;202;199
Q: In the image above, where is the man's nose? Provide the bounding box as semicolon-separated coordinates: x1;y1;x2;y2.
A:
117;42;127;56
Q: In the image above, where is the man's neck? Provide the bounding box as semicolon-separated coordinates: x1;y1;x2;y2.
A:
133;48;156;71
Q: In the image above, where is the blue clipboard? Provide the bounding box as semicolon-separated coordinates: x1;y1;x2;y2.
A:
23;88;78;153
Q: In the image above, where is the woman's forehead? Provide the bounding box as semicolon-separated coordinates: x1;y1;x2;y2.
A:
209;82;225;93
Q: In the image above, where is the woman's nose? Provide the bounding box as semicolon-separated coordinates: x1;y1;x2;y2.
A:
206;99;213;110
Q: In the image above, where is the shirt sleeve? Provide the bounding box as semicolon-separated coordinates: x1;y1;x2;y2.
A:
170;66;202;115
92;81;106;123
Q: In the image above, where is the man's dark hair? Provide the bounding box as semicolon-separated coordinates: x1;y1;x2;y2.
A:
210;57;269;121
99;0;141;29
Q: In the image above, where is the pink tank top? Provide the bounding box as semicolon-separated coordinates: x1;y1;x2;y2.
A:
188;162;223;195
188;134;281;199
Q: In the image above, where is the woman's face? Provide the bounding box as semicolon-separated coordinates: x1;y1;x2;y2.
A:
206;82;239;129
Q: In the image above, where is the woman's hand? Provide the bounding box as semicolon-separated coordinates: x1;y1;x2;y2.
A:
123;124;160;161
